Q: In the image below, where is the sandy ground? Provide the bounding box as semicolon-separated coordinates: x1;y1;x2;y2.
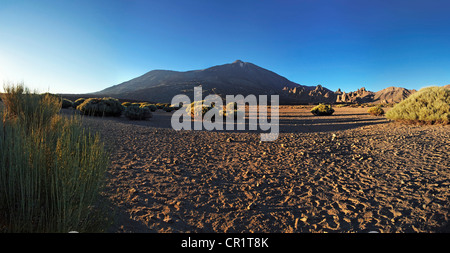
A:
75;106;449;233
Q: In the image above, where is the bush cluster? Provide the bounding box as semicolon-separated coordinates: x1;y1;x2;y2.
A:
367;105;385;116
220;102;245;120
62;98;73;109
163;106;177;112
140;102;161;112
73;98;86;108
185;100;215;119
124;104;152;120
311;104;335;116
123;102;164;112
386;86;450;124
121;101;132;107
76;97;124;117
121;101;180;117
156;103;170;109
146;104;158;112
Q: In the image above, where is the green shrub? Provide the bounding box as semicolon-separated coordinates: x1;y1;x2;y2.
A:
154;103;170;109
386;86;450;124
124;104;152;120
76;97;124;117
73;98;86;108
62;98;73;109
163;106;177;112
185;100;214;119
138;103;157;112
219;102;245;120
311;103;334;116
147;104;157;112
0;84;109;232
122;101;131;107
367;105;385;116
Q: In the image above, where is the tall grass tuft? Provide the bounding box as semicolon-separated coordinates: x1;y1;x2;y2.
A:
386;86;450;124
0;84;109;232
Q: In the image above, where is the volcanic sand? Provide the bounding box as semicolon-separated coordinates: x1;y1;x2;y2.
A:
76;106;449;233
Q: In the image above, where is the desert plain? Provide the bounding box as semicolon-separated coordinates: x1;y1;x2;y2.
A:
75;105;449;233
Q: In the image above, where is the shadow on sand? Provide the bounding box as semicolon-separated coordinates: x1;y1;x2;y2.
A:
76;109;390;134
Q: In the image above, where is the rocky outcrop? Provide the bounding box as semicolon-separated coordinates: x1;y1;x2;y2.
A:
373;87;416;104
334;86;416;104
336;87;374;103
282;84;336;104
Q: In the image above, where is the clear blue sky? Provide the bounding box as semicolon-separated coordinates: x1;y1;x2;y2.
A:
1;0;450;94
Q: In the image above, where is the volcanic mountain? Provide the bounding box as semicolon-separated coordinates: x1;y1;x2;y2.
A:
94;60;420;104
95;60;331;104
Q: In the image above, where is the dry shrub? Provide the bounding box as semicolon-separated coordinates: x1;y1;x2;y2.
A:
124;104;152;120
386;86;450;124
311;103;334;116
76;97;124;117
185;100;214;118
73;97;86;108
368;105;385;116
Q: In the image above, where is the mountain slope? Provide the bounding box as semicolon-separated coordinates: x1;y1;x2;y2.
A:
96;60;309;103
373;87;416;103
335;86;416;104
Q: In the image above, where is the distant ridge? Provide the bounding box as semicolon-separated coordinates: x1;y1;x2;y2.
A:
334;86;416;104
91;60;422;104
374;87;417;103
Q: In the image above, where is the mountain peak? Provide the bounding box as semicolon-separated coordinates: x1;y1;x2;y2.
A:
96;60;302;103
231;59;246;68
